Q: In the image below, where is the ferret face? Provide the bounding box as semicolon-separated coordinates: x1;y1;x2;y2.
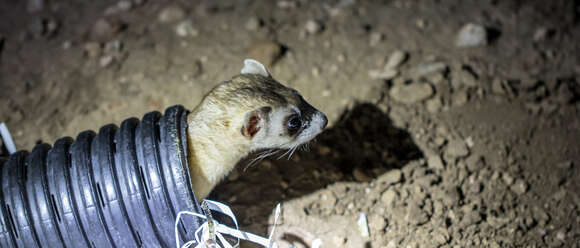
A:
254;92;328;150
212;59;328;152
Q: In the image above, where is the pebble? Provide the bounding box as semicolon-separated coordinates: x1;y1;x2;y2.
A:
426;97;443;113
470;181;482;194
158;5;186;23
175;20;199;37
304;19;323;35
453;90;469;106
245;16;262;31
103;40;123;53
533;27;552;42
510;179;528;195
430;228;450;246
411;62;447;78
277;0;297;9
556;160;573;170
408;204;430;226
455;23;488;48
99;55;115;67
445;138;470;158
369;32;384;46
381;189;398;206
457;68;479;87
368;68;398;80
385;50;408;69
427;154;445;170
389;82;434;104
465;155;484;172
247;40;283;66
556;83;575;104
84;42;101;58
104;0;133;15
502;173;515;185
92;18;123;39
378;169;402;185
369;215;388;232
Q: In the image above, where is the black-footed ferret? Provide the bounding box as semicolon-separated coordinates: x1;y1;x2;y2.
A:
187;59;328;198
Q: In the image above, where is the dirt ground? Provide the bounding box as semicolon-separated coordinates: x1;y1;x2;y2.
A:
1;0;580;247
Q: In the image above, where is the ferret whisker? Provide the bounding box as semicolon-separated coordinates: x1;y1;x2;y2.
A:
288;145;299;160
245;149;277;171
278;148;292;160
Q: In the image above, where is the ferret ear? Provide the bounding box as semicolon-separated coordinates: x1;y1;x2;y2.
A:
240;59;270;77
241;106;271;139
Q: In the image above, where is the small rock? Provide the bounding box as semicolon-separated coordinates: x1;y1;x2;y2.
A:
465;136;474;148
532;206;550;226
369;32;384;46
304;19;323;35
378;169;402;185
103;40;123;53
389;82;434;104
533;27;553;42
502;173;514;185
455;23;488;48
410;62;448;78
381;189;398;206
62;40;72;50
385;240;397;248
104;0;133;15
556;160;573;170
457;68;478;87
445;139;470;158
158;5;186;23
510;179;528;195
368;68;398;80
470;181;482;194
92;18;124;39
175;20;199;37
385;50;408;69
408;204;430;226
245;16;262;31
430;228;450;246
556;83;575;104
99;55;115;67
426;97;443;113
247;40;283;67
277;0;297;9
453;90;469;106
369;215;387;232
84;42;101;58
465;155;484;172
427;154;445;170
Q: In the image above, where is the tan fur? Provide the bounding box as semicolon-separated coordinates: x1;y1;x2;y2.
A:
186;74;306;198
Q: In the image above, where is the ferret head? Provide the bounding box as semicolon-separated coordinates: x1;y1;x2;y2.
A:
199;59;328;152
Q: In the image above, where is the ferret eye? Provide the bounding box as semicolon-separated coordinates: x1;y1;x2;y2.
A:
286;116;302;132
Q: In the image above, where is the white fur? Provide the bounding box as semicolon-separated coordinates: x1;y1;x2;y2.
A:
240;59;270;77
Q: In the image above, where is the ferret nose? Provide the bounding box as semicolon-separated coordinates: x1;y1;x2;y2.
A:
321;114;328;128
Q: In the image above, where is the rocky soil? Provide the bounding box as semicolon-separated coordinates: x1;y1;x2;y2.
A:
1;0;580;247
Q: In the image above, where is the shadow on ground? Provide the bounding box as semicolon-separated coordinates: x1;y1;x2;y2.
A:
211;102;423;237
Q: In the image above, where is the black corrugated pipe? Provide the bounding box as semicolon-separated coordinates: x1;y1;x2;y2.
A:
0;105;204;248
